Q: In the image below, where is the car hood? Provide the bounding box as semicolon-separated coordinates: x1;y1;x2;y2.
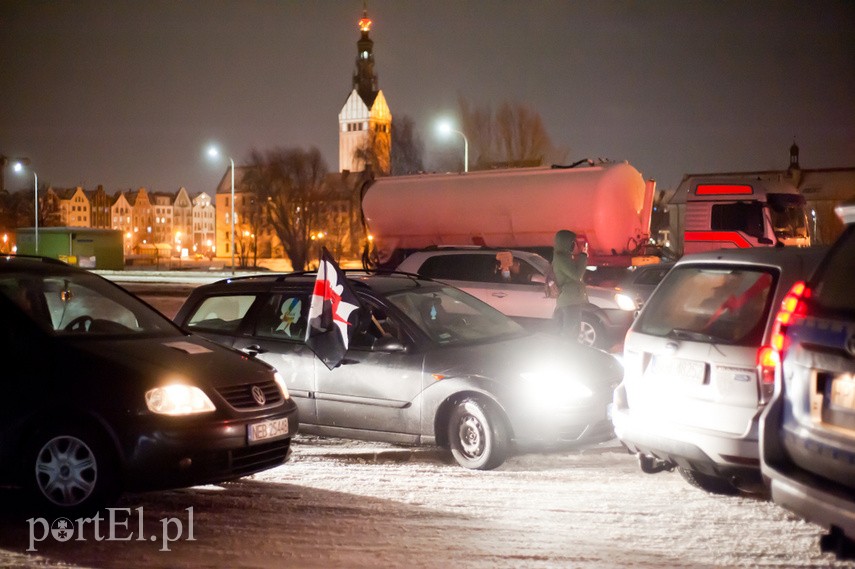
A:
68;333;273;389
423;332;622;391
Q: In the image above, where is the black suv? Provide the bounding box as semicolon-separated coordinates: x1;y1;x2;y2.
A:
760;202;855;559
0;256;298;514
174;271;623;470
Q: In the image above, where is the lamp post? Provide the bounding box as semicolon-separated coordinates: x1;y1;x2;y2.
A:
13;162;38;254
437;120;469;173
207;146;236;275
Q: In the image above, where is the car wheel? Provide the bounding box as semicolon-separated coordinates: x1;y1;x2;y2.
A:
677;467;739;496
25;424;120;514
447;399;508;470
578;317;604;348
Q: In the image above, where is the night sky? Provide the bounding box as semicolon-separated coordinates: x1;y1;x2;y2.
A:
1;0;853;195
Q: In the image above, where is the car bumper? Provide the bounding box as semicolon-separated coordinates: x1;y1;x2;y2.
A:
611;386;760;483
510;396;615;450
120;402;299;491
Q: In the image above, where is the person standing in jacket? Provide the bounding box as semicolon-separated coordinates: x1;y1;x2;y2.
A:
551;229;588;340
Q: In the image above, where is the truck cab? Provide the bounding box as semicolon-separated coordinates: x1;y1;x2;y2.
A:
665;176;811;256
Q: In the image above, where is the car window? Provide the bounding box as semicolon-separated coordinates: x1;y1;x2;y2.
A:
254;293;310;341
417;254;496;282
387;285;524;345
349;299;405;350
0;272;176;336
185;294;257;333
634;266;776;345
711;202;766;238
811;227;855;313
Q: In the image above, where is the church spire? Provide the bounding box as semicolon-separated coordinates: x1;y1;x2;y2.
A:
353;3;378;105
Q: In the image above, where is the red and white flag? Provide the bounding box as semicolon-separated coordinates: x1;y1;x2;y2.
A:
304;247;361;369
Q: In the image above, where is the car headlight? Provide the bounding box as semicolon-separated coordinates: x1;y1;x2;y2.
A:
272;371;291;399
615;292;637;311
145;384;216;415
520;369;593;401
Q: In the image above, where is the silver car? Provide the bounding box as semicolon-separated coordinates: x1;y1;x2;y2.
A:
174;271;623;470
611;246;828;495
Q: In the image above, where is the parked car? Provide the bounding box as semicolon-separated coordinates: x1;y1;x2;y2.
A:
611;246;828;495
174;271;623;470
613;262;675;311
760;202;855;559
394;247;634;351
0;256;299;514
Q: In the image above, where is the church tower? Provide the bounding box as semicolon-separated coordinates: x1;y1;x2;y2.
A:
338;6;391;174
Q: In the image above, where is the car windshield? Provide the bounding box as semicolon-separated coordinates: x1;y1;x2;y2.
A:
0;270;180;337
387;285;526;345
768;193;810;240
634;265;776;346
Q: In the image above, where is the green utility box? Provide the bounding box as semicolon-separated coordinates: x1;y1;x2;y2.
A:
15;228;124;270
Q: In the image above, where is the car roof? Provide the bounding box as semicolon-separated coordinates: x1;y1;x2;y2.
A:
0;255;80;276
672;246;830;270
198;270;443;296
403;247;546;259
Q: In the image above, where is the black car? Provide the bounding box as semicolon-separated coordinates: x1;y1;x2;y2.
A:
0;256;299;514
174;270;623;470
760;202;855;559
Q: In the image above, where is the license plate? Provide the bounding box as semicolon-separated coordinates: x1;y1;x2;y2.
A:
248;418;289;443
651;355;706;384
830;375;855;410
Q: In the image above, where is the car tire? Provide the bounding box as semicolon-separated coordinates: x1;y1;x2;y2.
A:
578;316;604;348
25;423;120;515
677;467;739;496
447;399;508;470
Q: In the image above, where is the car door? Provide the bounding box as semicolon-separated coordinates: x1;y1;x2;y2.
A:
312;298;427;440
230;290;319;425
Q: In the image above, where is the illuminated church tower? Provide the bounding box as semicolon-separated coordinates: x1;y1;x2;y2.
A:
338;6;391;173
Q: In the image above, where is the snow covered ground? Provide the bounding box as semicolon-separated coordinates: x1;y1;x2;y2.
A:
1;435;853;569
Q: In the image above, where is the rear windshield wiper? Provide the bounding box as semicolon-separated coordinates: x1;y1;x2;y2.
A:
667;328;726;343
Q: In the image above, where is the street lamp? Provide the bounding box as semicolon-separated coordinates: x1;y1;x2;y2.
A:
437;120;469;173
207;145;235;275
13;162;38;254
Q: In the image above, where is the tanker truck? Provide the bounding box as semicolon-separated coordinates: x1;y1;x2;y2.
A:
361;161;812;268
362;161;656;269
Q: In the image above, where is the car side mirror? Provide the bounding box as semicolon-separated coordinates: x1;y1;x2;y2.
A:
530;273;546;284
373;334;407;353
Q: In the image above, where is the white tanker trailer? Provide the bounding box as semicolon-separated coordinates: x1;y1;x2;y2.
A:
362;161;656;268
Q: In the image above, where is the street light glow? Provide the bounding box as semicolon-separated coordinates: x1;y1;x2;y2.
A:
14;162;38;255
436;120;469;173
206;145;236;275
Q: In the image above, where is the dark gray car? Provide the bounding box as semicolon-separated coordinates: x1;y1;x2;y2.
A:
174;271;623;470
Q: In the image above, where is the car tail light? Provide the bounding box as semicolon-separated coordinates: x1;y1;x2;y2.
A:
757;281;810;401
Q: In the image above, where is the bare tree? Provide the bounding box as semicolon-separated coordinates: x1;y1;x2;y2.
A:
390;115;425;175
354;127;392;177
457;97;562;169
243;147;329;271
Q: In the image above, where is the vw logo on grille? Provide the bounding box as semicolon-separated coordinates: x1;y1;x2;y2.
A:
846;333;855;357
251;385;267;406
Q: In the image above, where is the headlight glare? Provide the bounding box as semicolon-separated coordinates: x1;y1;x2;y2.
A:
520;370;593;401
615;293;637;311
145;384;216;415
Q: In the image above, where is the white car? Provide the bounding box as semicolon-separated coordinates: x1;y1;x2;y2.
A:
395;247;634;351
611;246;828;495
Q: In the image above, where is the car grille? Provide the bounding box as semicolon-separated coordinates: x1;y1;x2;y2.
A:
191;439;292;481
216;380;283;409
